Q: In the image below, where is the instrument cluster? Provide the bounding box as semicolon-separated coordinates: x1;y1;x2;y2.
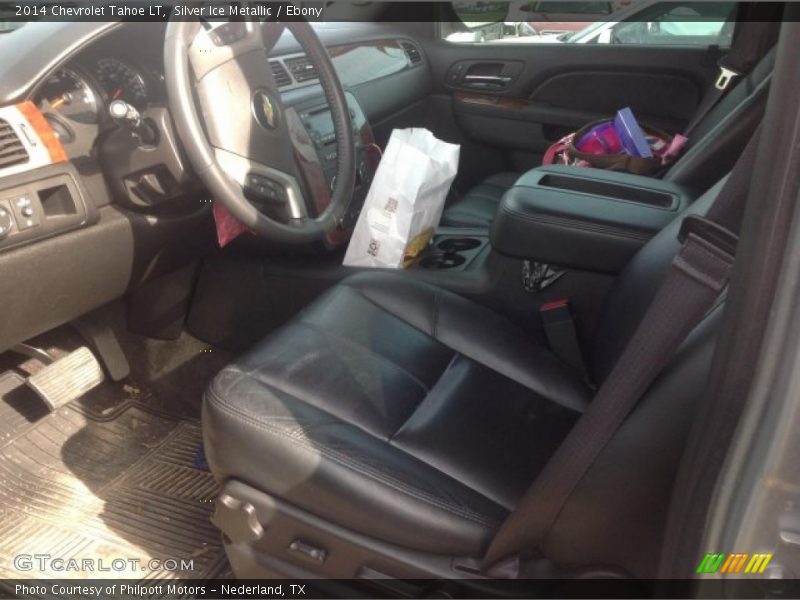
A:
33;56;164;144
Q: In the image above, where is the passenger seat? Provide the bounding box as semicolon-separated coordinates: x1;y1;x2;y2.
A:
441;48;775;228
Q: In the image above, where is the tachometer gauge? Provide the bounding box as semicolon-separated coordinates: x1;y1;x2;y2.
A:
36;68;99;125
95;58;149;110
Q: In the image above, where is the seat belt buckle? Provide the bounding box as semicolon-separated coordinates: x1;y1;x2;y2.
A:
539;298;571;323
540;299;590;380
678;215;739;259
715;65;740;90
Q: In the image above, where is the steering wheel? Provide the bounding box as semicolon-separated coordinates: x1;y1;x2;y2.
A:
164;21;355;245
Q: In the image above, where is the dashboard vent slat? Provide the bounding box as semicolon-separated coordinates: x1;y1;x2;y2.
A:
269;61;292;88
0;119;28;169
400;41;422;65
284;56;318;83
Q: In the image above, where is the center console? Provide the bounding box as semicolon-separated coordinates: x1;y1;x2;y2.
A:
407;229;490;272
490;165;694;273
285;92;377;249
191;163;699;355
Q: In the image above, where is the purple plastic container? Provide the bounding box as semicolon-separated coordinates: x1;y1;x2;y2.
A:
574;121;623;155
613;107;652;158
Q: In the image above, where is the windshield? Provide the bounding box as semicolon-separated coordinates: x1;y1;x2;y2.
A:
0;22;24;32
561;19;607;42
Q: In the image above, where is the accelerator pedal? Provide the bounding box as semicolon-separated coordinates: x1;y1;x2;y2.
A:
27;346;105;411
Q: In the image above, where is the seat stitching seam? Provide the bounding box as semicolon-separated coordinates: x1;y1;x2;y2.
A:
463;191;503;203
207;392;500;528
340;280;439;338
206;390;500;528
388;351;459;444
295;320;431;394
341;279;590;412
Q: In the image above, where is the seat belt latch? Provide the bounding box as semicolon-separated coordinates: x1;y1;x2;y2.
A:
715;65;740;90
678;215;739;259
540;299;589;380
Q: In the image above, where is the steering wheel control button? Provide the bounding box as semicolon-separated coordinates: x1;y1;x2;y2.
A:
252;89;280;130
208;23;247;46
245;173;287;205
0;205;14;239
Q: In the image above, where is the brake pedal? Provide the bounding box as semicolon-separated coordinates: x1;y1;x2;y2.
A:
27;347;105;411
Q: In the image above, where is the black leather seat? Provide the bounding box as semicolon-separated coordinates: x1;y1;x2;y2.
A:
441;49;774;228
205;272;586;555
203;180;726;576
441;172;521;229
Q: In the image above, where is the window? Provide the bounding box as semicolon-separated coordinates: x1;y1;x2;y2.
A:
443;1;735;47
525;2;613;16
606;3;735;46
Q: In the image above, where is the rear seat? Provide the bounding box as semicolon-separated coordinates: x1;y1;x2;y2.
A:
441;48;775;228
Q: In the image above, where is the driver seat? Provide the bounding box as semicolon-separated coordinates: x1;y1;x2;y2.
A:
203;179;726;579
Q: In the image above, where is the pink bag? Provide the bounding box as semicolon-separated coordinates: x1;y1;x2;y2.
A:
543;120;688;175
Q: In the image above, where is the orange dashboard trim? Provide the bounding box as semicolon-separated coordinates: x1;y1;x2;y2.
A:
15;101;68;164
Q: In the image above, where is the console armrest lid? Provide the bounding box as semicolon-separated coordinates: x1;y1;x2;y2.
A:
491;165;693;272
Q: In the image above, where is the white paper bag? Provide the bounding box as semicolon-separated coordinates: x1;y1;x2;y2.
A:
343;128;460;269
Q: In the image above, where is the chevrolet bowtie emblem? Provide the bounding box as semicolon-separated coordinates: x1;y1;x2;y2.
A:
253;90;278;130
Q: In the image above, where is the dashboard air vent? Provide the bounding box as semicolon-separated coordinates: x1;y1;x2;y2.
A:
284;56;318;83
0;119;28;170
270;61;292;88
401;41;422;65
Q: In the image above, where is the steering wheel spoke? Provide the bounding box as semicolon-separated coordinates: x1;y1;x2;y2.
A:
214;147;307;221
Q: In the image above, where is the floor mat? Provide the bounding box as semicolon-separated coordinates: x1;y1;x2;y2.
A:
0;374;227;581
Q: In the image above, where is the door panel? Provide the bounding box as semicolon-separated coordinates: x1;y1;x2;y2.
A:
529;70;700;123
419;40;723;193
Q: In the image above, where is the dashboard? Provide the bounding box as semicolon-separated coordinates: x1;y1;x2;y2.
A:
6;22;428;223
0;21;431;351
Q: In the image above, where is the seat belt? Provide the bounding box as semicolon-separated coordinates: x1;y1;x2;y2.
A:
684;17;777;137
482;129;762;577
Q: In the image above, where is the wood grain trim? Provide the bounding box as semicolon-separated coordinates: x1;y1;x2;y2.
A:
454;92;530;111
16;101;68;163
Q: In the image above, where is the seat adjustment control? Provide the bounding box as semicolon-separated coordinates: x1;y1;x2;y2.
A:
211;494;264;543
288;539;327;564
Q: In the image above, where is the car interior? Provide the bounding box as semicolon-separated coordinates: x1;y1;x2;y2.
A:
0;2;793;594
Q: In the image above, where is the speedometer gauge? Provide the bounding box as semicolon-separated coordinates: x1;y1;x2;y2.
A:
95;58;149;110
36;68;99;125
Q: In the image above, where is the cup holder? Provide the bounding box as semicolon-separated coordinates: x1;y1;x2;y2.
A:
437;237;482;252
418;237;483;270
419;252;467;270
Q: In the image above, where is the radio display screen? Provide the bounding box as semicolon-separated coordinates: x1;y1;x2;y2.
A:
306;107;335;138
